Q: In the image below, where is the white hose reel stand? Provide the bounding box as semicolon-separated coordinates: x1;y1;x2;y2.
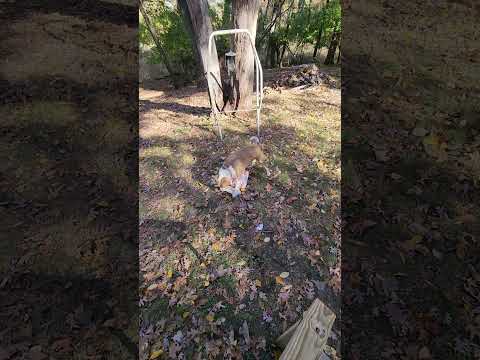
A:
206;29;264;141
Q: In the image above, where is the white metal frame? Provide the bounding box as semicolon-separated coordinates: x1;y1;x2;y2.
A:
207;29;263;140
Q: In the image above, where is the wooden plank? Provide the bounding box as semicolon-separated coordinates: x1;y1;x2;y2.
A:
276;298;336;360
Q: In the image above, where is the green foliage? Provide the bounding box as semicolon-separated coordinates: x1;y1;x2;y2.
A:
139;0;342;83
139;0;232;83
257;0;341;67
322;0;341;39
140;0;198;81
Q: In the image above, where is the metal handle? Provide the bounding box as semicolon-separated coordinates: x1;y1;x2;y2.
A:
206;29;263;139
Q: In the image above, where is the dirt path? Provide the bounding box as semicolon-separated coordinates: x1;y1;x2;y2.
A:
139;67;341;359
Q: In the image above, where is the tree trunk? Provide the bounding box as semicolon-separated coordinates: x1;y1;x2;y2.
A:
177;0;203;83
184;0;224;111
139;1;181;88
267;37;278;68
278;22;290;67
336;42;341;64
265;0;283;69
312;26;322;58
232;0;261;110
324;26;339;65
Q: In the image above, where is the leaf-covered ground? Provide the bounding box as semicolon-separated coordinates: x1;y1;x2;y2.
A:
139;66;341;359
1;3;138;360
342;1;480;358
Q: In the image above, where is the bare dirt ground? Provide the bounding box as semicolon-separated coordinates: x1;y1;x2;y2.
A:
139;66;341;359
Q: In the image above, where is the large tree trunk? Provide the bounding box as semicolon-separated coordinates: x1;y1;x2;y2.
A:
139;1;181;88
184;0;224;111
177;0;203;83
324;26;339;65
232;0;261;111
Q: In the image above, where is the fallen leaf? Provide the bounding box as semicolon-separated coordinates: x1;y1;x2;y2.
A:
265;183;273;192
223;213;232;229
302;233;315;246
51;338;72;353
456;239;468;259
278;290;290;303
206;314;215;322
401;235;422;252
262;311;273;323
286;196;298;204
279;272;290;279
166;269;173;279
423;133;439;146
263;237;271;243
173;331;183;344
412;127;428;137
240;321;251;345
212;242;222;252
144;272;159;281
147;283;159;291
374;149;389;162
255;279;262;287
28;346;47;360
103;318;116;328
418;346;431;359
275;276;285;285
150;350;163;359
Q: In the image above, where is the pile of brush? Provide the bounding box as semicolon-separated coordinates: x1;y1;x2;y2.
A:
272;64;339;89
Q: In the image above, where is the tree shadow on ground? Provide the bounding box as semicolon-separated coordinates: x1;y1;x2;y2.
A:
1;74;139;358
341;22;480;355
139;99;210;117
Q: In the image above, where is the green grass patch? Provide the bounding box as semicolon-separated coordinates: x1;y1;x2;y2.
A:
217;274;237;296
142;297;169;324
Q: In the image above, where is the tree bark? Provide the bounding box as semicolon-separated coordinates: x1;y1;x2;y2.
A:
312;26;323;58
324;26;339;65
267;36;278;68
184;0;224;111
139;1;181;88
278;22;289;68
232;0;261;110
177;0;203;82
336;41;341;64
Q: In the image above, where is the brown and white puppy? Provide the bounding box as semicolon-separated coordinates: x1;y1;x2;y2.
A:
218;136;266;197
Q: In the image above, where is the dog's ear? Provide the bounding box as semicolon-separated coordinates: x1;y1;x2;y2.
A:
219;177;231;189
257;148;267;163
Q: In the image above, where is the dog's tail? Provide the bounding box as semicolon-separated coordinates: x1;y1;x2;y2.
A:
250;136;260;144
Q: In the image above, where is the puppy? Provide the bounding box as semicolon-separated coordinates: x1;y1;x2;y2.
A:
218;136;266;197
